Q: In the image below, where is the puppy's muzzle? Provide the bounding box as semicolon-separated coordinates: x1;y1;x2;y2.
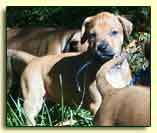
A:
95;42;114;59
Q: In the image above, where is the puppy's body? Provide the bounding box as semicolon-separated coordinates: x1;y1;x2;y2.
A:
7;27;88;94
95;55;150;126
95;86;150;126
22;52;100;101
7;27;84;55
11;50;102;125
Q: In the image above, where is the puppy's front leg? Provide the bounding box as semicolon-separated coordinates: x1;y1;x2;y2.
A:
21;72;45;126
24;97;44;126
94;99;114;126
88;81;102;115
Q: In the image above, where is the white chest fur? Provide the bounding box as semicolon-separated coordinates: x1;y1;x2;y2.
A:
105;59;132;88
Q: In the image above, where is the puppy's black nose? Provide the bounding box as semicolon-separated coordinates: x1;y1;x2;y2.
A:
97;43;108;52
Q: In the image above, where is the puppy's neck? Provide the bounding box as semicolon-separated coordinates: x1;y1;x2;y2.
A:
106;59;132;88
96;55;132;98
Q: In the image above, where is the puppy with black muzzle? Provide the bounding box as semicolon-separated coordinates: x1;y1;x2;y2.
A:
7;12;133;126
81;12;132;60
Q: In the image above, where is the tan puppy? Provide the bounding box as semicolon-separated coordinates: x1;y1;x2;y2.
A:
7;27;86;54
95;54;150;126
7;12;133;126
7;27;88;93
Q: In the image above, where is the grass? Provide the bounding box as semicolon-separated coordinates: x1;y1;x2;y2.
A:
6;74;94;127
6;95;94;127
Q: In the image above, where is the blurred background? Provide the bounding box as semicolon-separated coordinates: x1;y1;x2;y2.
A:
6;6;150;33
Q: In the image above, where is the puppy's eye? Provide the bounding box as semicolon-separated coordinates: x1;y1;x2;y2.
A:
111;30;118;36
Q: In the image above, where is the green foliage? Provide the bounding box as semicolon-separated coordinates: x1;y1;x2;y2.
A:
6;95;94;127
6;6;150;32
6;73;94;127
127;32;150;74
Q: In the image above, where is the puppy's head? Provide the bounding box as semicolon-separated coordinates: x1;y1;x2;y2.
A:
81;12;133;60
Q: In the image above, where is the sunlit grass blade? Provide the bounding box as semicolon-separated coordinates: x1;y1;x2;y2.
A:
59;73;64;125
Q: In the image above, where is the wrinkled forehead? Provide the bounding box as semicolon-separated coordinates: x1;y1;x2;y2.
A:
92;13;122;30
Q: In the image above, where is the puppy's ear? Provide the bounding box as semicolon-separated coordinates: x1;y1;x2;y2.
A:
81;17;93;44
117;16;133;39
